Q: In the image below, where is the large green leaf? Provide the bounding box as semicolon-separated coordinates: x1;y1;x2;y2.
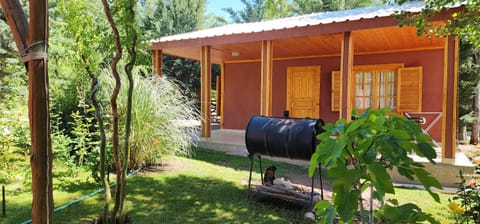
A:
314;200;336;224
379;203;439;224
334;189;359;222
415;141;437;163
328;164;359;222
345;118;363;134
413;168;442;202
368;162;394;195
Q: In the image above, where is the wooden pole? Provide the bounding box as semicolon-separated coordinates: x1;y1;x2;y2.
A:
0;0;52;223
260;40;273;116
340;32;354;121
2;185;5;217
200;46;212;137
441;36;459;161
28;0;53;223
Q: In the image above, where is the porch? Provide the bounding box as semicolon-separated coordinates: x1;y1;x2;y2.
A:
198;128;475;187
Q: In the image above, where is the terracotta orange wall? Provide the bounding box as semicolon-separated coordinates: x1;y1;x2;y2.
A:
223;62;261;129
355;49;444;141
223;49;444;142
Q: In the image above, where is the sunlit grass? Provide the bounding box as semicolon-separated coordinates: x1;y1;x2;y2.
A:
388;187;456;223
1;149;457;223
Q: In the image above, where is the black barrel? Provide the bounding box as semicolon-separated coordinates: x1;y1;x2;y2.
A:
245;116;324;161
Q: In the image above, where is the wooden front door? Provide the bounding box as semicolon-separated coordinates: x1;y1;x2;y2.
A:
286;66;320;119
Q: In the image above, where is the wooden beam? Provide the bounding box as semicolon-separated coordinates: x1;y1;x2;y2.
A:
0;0;28;56
260;40;273;116
200;46;212;137
340;32;354;121
220;64;225;128
441;36;459;161
152;50;162;76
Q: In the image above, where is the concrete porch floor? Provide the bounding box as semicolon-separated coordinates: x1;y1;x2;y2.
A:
198;128;475;188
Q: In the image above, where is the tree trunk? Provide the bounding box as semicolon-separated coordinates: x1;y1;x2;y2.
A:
0;1;53;223
119;1;137;221
458;123;467;144
101;0;123;222
83;56;111;224
470;54;480;145
470;89;479;145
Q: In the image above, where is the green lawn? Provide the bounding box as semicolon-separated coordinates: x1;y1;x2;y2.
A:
1;149;457;223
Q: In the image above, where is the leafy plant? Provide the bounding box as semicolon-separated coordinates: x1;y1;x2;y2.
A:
100;70;200;168
449;168;480;224
309;108;442;223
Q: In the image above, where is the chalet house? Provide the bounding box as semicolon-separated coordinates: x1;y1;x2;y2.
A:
151;2;463;162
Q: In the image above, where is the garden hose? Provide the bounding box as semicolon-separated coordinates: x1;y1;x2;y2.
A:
20;167;142;224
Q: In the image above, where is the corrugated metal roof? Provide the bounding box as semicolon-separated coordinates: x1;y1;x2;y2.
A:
151;1;428;43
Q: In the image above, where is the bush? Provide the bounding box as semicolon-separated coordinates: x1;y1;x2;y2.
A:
449;164;480;224
101;70;200;168
310;108;441;223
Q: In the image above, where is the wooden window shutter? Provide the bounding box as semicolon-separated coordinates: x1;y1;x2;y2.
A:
397;66;423;112
331;71;341;111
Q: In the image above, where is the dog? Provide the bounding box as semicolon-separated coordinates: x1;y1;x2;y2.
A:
263;166;277;185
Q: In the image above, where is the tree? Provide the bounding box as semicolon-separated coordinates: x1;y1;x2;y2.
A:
395;0;480;46
53;0;112;221
139;0;207;98
0;0;52;223
223;0;266;23
394;0;480;145
457;42;480;144
290;0;325;15
264;0;291;19
322;0;380;11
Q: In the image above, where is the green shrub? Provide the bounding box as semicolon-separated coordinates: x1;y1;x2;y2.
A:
310;108;441;223
449;167;480;224
101;70;200;168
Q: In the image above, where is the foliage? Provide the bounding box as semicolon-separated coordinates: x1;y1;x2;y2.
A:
223;0;383;23
309;108;441;223
290;0;326;15
449;168;480;224
223;0;267;23
457;41;480;142
100;70;200;168
0;0;26;83
138;0;208;97
264;0;291;19
394;0;480;47
50;0;113;179
50;0;111;135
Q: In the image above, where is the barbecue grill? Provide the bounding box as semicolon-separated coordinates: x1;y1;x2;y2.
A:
245;115;325;206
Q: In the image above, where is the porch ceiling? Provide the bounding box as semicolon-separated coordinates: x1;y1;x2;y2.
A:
161;25;444;64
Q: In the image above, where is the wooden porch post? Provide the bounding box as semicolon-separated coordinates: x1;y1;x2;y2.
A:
1;1;54;223
340;32;354;121
200;46;212;137
260;40;273;116
441;36;459;161
217;63;225;128
220;63;225;128
152;49;162;76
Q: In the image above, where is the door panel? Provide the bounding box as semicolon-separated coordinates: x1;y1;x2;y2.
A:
286;66;320;119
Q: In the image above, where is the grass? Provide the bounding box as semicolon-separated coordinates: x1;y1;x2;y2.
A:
1;149;458;223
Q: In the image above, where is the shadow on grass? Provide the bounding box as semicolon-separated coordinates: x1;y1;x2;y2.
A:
123;174;310;223
51;173;312;224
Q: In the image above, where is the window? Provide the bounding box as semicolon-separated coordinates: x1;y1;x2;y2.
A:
355;69;397;110
331;64;422;113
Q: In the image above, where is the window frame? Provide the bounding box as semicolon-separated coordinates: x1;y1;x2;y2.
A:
352;64;404;112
